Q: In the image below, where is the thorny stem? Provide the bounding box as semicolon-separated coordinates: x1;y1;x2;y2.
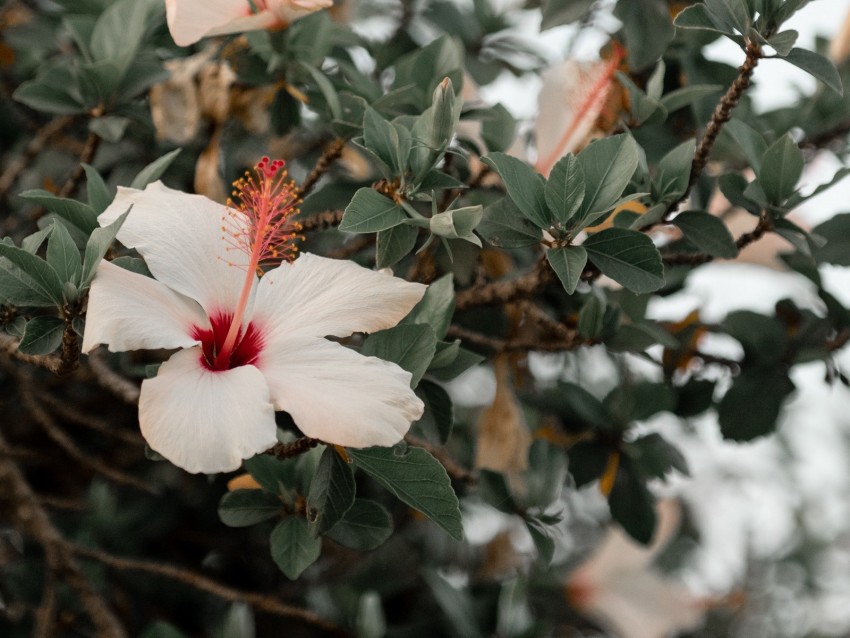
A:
455;258;552;311
268;436;320;459
298;209;345;232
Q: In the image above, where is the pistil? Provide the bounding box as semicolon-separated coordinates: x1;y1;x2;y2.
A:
214;157;301;369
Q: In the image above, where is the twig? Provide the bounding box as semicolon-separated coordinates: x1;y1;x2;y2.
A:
686;42;762;197
298;138;345;199
326;234;373;260
799;118;850;153
57;312;81;375
455;259;552;311
446;324;586;353
0;431;128;638
68;542;348;636
32;569;58;638
827;328;850;352
268;436;320;459
662;210;772;266
19;382;155;494
0;333;68;375
58;130;100;198
38;392;143;445
298;209;345;233
0;116;74;200
405;433;476;484
87;349;141;404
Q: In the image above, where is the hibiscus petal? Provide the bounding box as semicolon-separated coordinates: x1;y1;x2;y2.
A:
99;181;250;314
165;0;279;46
258;337;424;447
139;347;278;474
82;260;206;354
251;253;426;342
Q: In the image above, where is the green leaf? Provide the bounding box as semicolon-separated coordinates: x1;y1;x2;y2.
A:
629;433;688;479
362;324;437;388
583;228;665;293
674;4;735;36
524;441;568;509
427;346;484;381
81;211;129;288
18;190;98;233
89;115;129;143
218;490;282;527
478;470;517;513
0;243;64;305
671;210;738;258
767;29;798;56
404;273;454;339
812;213;850;265
306;447;356;536
546;246;587;295
482;153;551;229
299;62;342;120
525;517;556;564
544;154;585;224
46;221;82;286
477;198;543;248
90;0;155;77
724;119;767;172
270;517;322;580
12;80;84;115
541;0;594;29
655;139;695;201
577;292;605;338
608;457;657;545
783;47;843;95
575;135;640;226
478;103;516;153
718;369;795;441
423;571;483;638
614;0;674;70
363;106;403;173
659;84;723;112
83;164;113;214
18;316;65;355
244;455;297;497
349;446;463;540
340;188;407;233
325;499;394;551
758;133;803;205
130;149;182;190
376;223;418;268
418;379;454;443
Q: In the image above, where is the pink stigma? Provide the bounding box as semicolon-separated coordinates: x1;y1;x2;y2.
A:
223;156;303;272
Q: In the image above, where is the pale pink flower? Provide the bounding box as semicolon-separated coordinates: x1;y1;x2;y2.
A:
165;0;333;47
82;159;425;474
534;45;623;177
566;500;706;638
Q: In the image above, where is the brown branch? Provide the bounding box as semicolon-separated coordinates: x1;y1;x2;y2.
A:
662;210;772;266
446;324;586;353
0;432;128;638
268;436;321;459
298;209;345;233
405;433;476;484
19;382;155;494
327;234;374;260
0;116;74;200
827;328;850;352
298;138;346;199
455;259;552;311
68;542;348;636
33;571;58;638
38;391;143;445
800;118;850;152
87;349;141;404
58;130;100;198
687;42;762;196
0;333;68;375
57;312;81;375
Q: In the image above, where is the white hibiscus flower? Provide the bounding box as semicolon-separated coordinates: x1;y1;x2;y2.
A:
165;0;333;47
566;500;707;638
82;159;425;474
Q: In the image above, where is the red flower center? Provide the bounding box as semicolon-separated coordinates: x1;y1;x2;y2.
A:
192;313;264;371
